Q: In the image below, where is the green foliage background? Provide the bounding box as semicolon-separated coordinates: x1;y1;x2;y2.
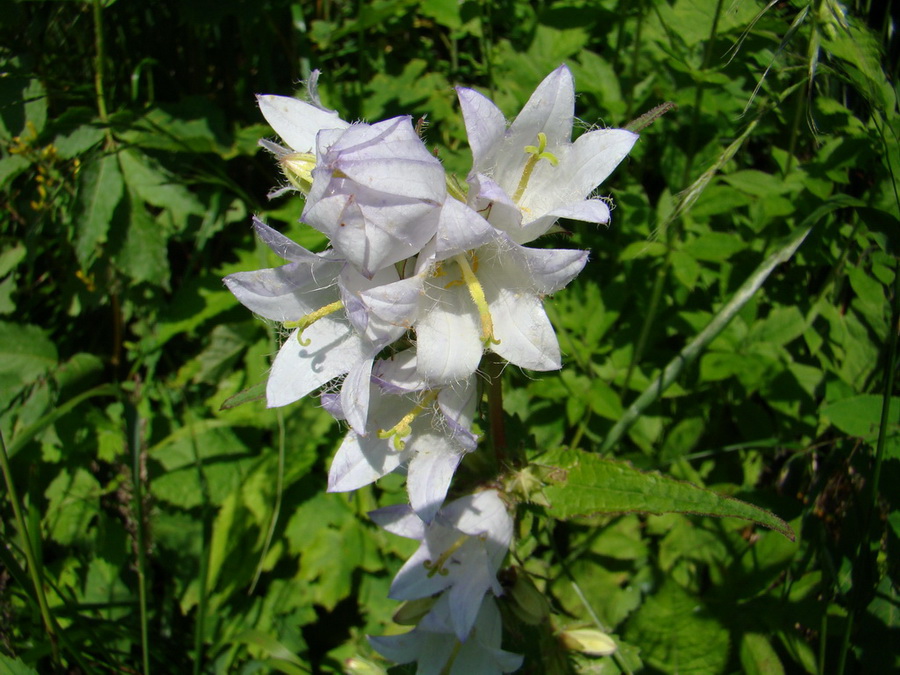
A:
1;0;897;673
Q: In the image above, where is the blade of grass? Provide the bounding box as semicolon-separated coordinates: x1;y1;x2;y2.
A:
0;430;60;665
125;401;150;675
249;408;286;594
606;193;861;454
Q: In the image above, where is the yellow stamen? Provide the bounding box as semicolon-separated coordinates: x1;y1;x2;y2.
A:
424;534;469;577
377;391;439;451
453;253;499;345
512;131;559;204
284;300;343;346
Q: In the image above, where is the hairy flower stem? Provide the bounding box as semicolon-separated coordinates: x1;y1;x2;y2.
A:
0;431;60;665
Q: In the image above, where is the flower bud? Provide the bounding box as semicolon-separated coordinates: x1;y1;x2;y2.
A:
343;655;387;675
559;628;617;656
392;596;437;626
508;570;551;625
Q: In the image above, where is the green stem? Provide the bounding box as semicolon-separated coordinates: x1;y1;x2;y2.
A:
127;402;151;675
92;0;111;145
0;431;60;665
681;0;725;186
190;410;213;675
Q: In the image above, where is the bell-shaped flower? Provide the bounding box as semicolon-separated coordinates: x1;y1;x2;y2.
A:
456;64;638;244
303;116;447;277
368;489;513;640
223;218;408;432
326;349;478;523
360;234;588;385
257;71;350;195
368;594;523;675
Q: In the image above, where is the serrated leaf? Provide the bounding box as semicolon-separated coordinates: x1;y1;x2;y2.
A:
74;152;124;267
535;448;794;539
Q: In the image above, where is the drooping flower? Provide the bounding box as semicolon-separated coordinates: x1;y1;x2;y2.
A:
303;116;448;277
257;71;350;195
368;489;513;640
223;218;410;431
326;349;478;523
368;594;523;675
456;64;638;244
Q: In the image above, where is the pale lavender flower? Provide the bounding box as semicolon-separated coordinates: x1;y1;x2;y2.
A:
368;595;522;675
327;349;478;523
369;489;513;640
456;64;638;244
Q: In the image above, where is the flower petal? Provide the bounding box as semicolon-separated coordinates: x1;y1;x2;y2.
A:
456;86;507;172
358;275;424;335
257;94;348;153
368;503;426;540
416;282;483;384
266;318;365;407
406;433;464;523
328;432;411;492
513;246;589;295
506;64;575;150
223;262;340;322
564;127;639;199
447;547;493;639
434;196;499;261
340;356;374;434
438;377;479;450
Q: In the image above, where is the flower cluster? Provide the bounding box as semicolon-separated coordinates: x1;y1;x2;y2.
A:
226;65;636;671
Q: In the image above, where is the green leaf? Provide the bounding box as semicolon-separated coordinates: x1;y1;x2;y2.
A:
624;580;730;673
74;152;124;267
53;123;105;159
43;467;101;545
682;231;747;262
747;306;806;347
118;148;204;228
219;381;266;410
821;395;900;459
740;633;785;675
535;448;794;539
0;321;57;387
231;630;310;672
114;193;170;287
0;154;30;188
0;653;40;675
